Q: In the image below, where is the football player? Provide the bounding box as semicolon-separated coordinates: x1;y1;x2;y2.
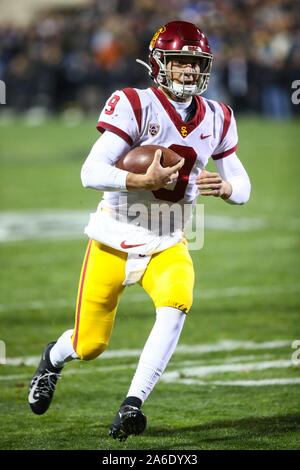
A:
28;21;251;441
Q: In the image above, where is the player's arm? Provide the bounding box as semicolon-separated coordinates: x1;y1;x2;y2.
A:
81;131;130;191
81;132;183;192
197;101;251;203
196;152;251;204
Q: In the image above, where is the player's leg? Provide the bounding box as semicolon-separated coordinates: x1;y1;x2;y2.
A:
109;241;194;440
128;241;194;400
50;239;128;364
141;240;194;314
70;240;127;361
28;239;127;415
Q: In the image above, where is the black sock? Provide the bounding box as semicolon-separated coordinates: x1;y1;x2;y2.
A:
121;396;142;409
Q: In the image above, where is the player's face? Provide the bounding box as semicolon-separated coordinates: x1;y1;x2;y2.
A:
166;56;201;85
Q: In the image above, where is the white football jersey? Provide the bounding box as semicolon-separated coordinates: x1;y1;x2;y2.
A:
97;86;238;205
86;86;238;244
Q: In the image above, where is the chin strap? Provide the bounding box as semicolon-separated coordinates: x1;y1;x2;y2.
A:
172;82;198;98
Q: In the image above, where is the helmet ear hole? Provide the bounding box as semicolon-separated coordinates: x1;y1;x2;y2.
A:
149;53;162;83
149;57;159;77
148;61;155;80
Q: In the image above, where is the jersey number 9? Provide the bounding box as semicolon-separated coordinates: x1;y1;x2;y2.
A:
105;95;120;115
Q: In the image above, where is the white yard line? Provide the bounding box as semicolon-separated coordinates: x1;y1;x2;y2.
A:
160;378;300;386
161;359;294;380
0;363;139;382
0;211;267;243
175;339;291;354
1;341;298;388
160;359;300;386
1;357;298;387
1;284;300;313
2;339;292;367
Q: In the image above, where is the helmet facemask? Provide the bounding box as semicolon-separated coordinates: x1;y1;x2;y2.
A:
153;49;213;99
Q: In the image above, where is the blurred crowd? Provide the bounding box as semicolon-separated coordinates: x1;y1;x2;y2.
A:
0;0;299;119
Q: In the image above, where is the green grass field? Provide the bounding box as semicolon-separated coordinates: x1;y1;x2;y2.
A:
0;115;300;451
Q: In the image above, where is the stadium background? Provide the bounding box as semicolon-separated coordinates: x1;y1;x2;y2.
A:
1;0;300;451
1;0;299;118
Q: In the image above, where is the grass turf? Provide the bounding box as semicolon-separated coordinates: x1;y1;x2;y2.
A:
0;115;300;450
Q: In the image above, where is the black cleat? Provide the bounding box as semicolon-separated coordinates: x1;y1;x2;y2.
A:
109;405;147;441
28;342;62;415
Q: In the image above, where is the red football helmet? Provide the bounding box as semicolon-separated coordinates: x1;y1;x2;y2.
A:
137;21;213;99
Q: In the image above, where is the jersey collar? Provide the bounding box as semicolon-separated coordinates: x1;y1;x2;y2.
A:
150;87;206;138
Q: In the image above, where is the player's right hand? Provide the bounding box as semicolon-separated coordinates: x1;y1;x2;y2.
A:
143;149;184;191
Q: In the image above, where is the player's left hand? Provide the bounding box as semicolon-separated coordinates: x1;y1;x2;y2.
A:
196;170;232;200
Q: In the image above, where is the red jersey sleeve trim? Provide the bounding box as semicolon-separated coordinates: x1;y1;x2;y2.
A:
122;88;142;132
96;121;133;146
212;144;238;160
218;101;232;143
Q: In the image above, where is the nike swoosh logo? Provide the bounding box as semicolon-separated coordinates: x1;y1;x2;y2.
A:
28;380;39;404
201;134;211;139
120;241;146;249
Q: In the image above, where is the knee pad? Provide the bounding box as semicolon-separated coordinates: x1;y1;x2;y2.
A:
76;341;108;361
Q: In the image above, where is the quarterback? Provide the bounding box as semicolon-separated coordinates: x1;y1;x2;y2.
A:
28;21;251;441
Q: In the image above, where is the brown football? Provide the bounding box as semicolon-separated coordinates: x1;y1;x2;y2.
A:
116;145;182;174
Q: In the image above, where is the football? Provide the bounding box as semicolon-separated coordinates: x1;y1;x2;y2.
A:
116;145;182;174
